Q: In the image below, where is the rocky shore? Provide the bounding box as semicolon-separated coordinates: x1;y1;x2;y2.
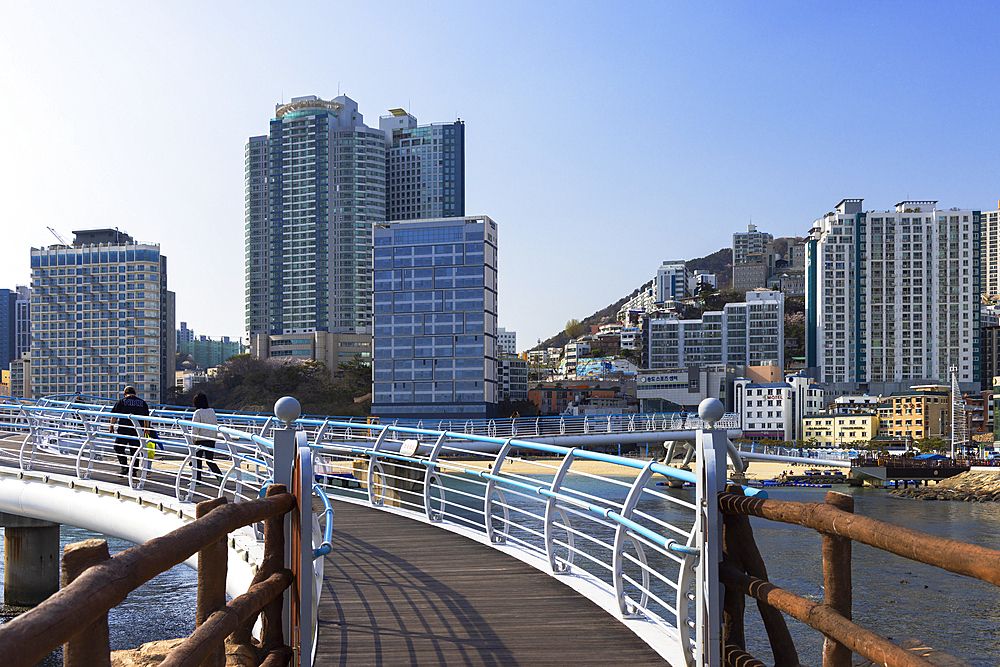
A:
889;470;1000;502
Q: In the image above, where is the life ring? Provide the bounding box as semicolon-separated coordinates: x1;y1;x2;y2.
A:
933;470;939;476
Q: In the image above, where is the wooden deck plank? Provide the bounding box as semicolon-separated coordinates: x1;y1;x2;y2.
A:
317;499;671;666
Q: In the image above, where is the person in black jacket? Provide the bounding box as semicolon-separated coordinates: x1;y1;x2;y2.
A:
110;385;149;476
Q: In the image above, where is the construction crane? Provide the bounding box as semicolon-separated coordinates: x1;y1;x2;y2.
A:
47;226;70;246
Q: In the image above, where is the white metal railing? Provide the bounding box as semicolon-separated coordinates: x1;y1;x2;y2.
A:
0;396;750;666
27;400;741;442
0;397;325;666
304;404;739;666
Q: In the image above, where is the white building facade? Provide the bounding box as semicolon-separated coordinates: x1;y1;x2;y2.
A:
733;373;824;442
645;291;784;369
497;327;517;356
733;224;774;266
656;260;688;302
806;199;981;392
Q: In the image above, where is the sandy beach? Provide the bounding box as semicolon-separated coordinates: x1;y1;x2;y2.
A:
438;456;810;481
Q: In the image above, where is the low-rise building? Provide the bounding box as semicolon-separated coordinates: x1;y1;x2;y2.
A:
829;395;882;414
528;380;635;416
175;370;210;394
563;339;590;374
733;373;823;442
620;327;641;351
802;413;879;447
499;357;528;402
636;365;740;412
876;386;951;441
8;353;29;400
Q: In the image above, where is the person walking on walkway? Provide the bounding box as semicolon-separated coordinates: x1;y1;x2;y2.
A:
192;392;222;482
110;385;149;476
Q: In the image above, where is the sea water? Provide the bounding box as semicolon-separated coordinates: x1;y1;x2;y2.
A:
0;525;197;665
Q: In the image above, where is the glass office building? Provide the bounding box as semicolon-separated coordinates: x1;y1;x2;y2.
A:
371;216;498;419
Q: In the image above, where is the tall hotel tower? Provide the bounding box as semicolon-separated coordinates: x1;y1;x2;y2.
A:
29;229;173;402
379;110;464;221
806;199;980;394
246;96;386;366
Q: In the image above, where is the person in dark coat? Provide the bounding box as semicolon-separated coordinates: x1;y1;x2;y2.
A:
110;385;149;476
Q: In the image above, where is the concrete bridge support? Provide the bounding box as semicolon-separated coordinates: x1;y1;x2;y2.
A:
1;511;61;606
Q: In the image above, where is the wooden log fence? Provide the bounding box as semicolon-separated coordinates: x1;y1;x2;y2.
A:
719;486;1000;667
0;485;297;667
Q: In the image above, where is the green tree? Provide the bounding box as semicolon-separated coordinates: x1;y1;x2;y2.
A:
913;436;946;454
565;318;585;339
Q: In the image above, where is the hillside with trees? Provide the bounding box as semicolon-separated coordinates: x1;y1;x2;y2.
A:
530;247;732;351
163;354;372;417
532;280;652;351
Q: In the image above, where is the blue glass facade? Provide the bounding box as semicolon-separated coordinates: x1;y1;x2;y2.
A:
371;217;498;419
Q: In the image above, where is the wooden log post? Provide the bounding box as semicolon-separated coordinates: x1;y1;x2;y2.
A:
721;485;747;651
822;491;853;667
230;484;289;661
196;497;229;667
159;570;293;667
0;493;295;667
62;539;111;667
719;489;801;667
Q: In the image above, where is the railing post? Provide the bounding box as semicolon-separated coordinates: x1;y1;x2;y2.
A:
62;539;111;667
296;438;315;667
822;491;854;667
196;497;229;667
272;397;300;662
696;398;726;667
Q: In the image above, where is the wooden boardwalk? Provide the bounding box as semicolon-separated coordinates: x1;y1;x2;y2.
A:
316;499;670;666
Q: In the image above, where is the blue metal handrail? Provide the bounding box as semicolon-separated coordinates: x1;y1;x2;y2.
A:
312;483;334;559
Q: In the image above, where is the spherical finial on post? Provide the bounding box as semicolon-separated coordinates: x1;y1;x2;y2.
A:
698;398;725;428
274;396;301;426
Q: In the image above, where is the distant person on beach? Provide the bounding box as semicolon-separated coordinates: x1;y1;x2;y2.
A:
192;392;222;482
110;385;149;476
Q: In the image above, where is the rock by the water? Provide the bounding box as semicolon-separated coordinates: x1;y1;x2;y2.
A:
111;638;185;667
111;637;258;667
890;471;1000;502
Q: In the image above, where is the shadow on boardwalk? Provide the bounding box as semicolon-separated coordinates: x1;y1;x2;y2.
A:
317;500;669;667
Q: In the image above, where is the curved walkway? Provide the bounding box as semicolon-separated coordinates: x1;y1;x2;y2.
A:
317;500;670;666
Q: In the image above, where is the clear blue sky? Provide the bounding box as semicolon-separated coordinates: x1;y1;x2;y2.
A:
2;1;999;351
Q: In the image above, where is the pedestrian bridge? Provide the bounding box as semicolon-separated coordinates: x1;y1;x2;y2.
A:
0;397;853;666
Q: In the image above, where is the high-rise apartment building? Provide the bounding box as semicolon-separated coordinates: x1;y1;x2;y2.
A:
655;260;688;302
806;199;980;393
0;289;17;371
380;110;464;221
371;216;498;419
497;327;517;356
981;206;1000;299
644;290;784;369
245;95;385;367
29;229;173;402
733;224;774;266
245;97;467;372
